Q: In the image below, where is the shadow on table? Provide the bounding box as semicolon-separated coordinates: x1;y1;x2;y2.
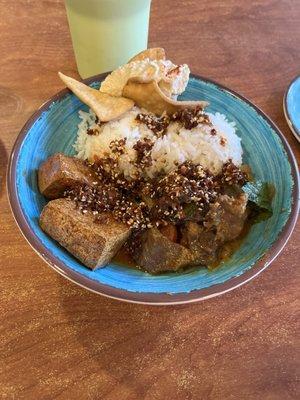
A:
57;274;199;397
0;140;8;199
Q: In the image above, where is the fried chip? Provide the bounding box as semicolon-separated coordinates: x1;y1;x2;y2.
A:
128;48;166;63
123;80;208;116
59;72;134;122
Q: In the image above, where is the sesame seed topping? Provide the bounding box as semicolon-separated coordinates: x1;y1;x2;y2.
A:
64;156;247;230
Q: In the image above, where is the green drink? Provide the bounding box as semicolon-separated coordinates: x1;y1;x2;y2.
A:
65;0;152;78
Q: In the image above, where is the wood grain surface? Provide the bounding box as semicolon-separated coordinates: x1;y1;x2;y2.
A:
0;1;299;399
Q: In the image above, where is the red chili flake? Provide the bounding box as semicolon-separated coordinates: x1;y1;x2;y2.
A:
109;138;127;155
220;160;247;186
171;107;210;130
220;137;227;146
136;113;170;137
133;138;154;168
87;128;98;136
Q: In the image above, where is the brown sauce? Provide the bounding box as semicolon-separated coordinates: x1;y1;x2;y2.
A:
113;247;136;268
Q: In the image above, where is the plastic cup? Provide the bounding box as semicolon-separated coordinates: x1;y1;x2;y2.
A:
65;0;152;78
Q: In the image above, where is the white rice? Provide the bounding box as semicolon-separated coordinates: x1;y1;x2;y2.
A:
74;107;242;179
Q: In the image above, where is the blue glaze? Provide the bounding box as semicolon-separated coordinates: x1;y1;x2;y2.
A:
284;75;300;142
15;77;294;294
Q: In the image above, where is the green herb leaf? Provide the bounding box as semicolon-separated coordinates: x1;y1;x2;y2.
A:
183;203;198;219
242;181;274;222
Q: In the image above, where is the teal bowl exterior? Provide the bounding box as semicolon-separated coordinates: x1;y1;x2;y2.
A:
283;75;300;142
8;74;299;304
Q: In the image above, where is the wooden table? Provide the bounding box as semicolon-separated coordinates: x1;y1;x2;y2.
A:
0;1;299;398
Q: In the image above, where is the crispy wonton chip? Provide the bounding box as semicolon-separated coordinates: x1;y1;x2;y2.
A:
123;80;208;116
59;72;134;122
128;48;166;63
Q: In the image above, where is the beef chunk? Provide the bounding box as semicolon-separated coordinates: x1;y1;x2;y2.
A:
39;198;131;269
133;228;194;273
181;222;219;265
159;224;178;242
204;193;248;243
38;153;98;199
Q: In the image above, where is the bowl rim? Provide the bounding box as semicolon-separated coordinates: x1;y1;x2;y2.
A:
7;73;300;305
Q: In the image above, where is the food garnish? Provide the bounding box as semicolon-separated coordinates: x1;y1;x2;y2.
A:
58;72;134;121
123;80;208;116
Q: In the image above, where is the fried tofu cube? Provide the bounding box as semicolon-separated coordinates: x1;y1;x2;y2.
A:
38;153;98;199
39;198;131;269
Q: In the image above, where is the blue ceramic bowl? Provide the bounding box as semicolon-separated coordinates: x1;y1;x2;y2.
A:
8;74;299;304
283;75;300;142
